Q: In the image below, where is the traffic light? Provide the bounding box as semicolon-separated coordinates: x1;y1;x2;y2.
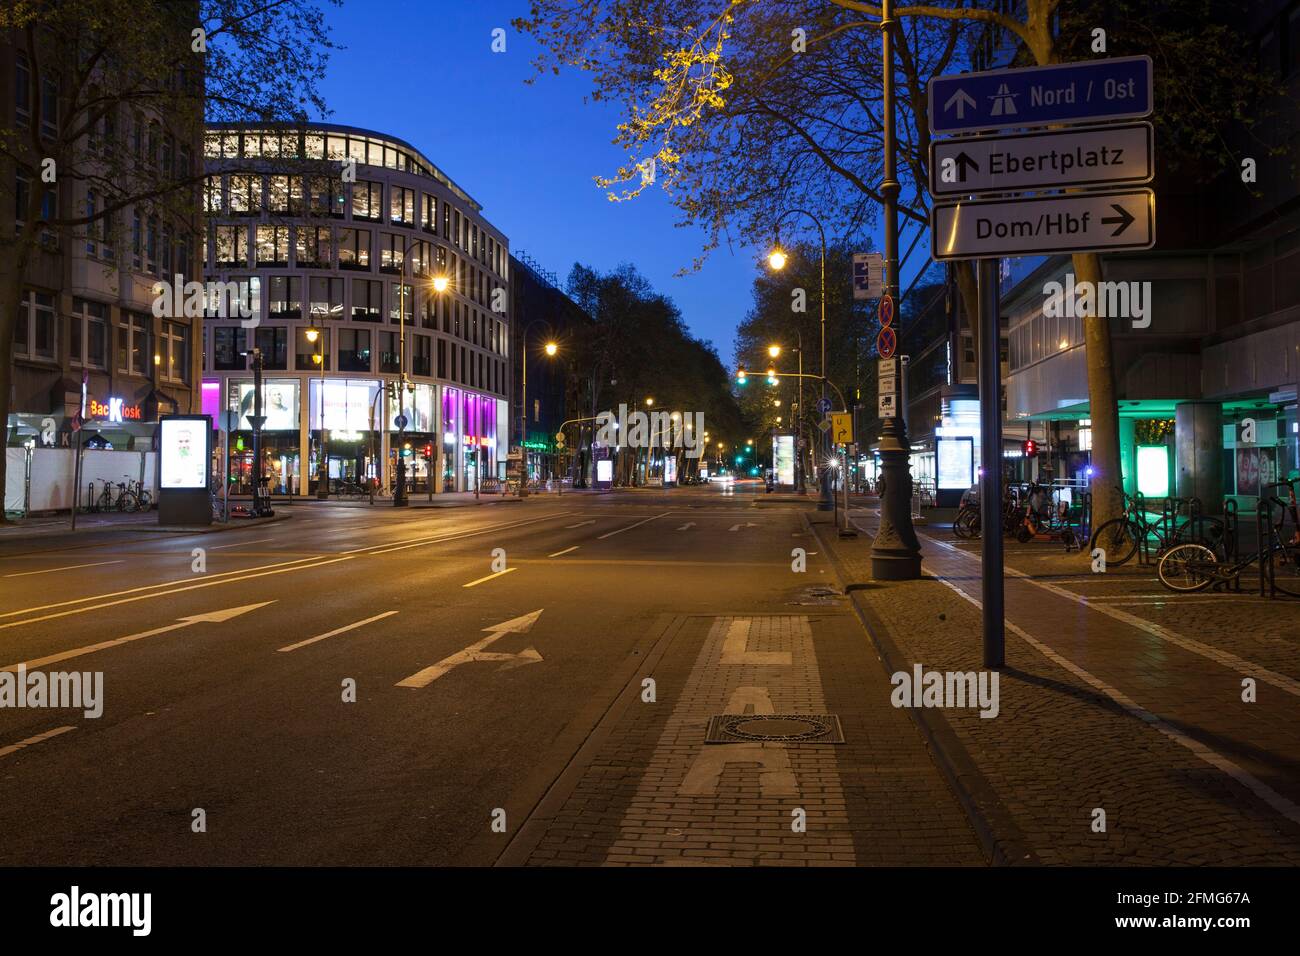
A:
736;367;747;385
423;443;433;460
1023;439;1038;457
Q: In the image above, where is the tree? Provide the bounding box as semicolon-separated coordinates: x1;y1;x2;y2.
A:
517;0;1281;533
0;0;339;520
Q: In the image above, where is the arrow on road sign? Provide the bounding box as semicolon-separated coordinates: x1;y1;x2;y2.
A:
944;88;976;119
1;602;275;671
396;609;544;688
1100;203;1135;236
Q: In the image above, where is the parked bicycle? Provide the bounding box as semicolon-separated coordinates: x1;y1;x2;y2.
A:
1158;484;1300;597
90;477;136;513
1089;489;1223;566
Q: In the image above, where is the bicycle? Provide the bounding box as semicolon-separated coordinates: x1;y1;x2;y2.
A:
91;477;136;513
1158;485;1300;597
127;477;153;511
1089;489;1223;566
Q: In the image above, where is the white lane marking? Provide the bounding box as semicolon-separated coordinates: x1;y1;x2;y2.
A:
597;511;672;539
362;511;573;555
1;602;274;670
3;560;124;578
463;568;518;588
277;611;398;653
0;726;75;760
720;618;793;666
548;546;579;557
924;533;1300;699
566;520;596;529
397;609;543;688
927;569;1300;828
677;523;696;531
207;537;277;550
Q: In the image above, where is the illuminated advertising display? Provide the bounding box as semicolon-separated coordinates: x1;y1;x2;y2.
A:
309;379;379;432
937;437;974;490
231;381;299;431
596;459;614;483
773;434;795;487
159;416;210;489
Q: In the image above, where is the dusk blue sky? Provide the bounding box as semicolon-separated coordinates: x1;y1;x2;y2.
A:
312;0;904;362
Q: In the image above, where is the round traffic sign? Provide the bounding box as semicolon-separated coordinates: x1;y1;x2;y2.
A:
878;294;895;328
394;413;408;430
555;431;566;442
816;397;833;415
876;325;897;359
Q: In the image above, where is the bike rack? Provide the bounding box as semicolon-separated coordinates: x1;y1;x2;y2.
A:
1223;498;1238;565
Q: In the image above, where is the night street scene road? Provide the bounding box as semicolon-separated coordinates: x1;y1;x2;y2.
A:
1;0;1298;941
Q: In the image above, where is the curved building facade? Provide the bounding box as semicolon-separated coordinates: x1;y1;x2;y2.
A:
201;123;510;495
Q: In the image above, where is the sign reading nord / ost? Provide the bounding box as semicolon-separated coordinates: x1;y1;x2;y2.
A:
929;122;1153;197
931;188;1155;260
928;55;1152;135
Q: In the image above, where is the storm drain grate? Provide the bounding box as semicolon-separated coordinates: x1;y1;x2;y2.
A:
704;714;844;745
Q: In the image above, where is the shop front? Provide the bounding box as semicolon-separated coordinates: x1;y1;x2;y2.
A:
440;387;504;492
223;378;302;495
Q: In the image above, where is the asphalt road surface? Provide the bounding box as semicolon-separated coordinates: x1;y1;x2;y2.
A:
0;481;883;866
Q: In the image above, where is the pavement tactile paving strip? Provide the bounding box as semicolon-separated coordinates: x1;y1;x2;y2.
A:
521;612;985;866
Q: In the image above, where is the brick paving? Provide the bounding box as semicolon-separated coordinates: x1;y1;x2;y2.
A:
817;508;1300;865
512;610;984;866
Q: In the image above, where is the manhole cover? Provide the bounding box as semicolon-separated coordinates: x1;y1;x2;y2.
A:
704;714;844;744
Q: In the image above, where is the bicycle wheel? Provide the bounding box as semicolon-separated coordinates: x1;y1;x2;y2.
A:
118;491;138;513
953;508;973;539
1157;543;1217;593
1090;518;1140;566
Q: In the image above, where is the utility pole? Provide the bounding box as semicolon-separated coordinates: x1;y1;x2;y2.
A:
869;0;922;580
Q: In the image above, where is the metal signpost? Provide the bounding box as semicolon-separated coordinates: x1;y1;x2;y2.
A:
927;54;1156;668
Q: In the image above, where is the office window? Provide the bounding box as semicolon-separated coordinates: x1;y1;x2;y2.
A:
391;186;414;225
70;298;109;368
338;228;371;270
305;133;324;159
413;335;431;377
309;277;343;320
378;331;400;373
442;201;451;238
146;216;159;275
229;174;262;214
268;276;302;318
351;180;382;220
253;326;288;370
308;175;343;217
295;327;329;371
13;291;56;361
14;54;31;127
161;225;173;276
422;194;437;233
162;321;190;382
118;312;150;375
338;328;371;372
255;225;290;266
215;225;249;267
214;327;247;370
40;75;57;139
379;233;405;273
267;175;290;213
351;279;382;321
390;282;413;324
296;225;332;268
204;176;223;214
437;338;447;378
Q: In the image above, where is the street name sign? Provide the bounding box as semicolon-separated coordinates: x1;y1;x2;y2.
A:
928;55;1152;135
852;252;884;300
930;122;1153;197
931;188;1155;260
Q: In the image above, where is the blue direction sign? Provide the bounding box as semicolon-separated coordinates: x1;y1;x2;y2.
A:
928;56;1151;135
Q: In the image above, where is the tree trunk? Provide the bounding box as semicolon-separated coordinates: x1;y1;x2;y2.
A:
1073;251;1125;533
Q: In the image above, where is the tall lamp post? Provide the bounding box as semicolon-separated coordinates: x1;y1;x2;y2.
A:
306;326;327;499
765;210;831;510
518;318;557;498
869;0;923;579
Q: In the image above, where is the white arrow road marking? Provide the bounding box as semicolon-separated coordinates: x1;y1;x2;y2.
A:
0;602;275;672
0;726;75;761
277;611;398;653
3;560;124;578
727;522;760;532
548;546;579;557
397;609;544;688
462;567;518;588
565;520;596;529
677;523;696;531
597;511;672;539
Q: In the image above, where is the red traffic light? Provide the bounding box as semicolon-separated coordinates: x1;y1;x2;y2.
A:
1023;439;1038;457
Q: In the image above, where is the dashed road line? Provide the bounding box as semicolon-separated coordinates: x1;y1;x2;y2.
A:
277;611;398;653
596;511;671;539
463;568;518;588
0;726;75;760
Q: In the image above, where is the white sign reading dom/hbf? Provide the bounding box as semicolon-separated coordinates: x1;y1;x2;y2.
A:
928;55;1152;135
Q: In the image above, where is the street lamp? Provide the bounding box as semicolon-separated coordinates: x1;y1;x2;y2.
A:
306;326;327;499
766;209;830;510
519;319;558;498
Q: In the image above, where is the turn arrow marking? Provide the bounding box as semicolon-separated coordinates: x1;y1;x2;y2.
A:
1101;203;1135;236
677;522;696;531
1;602;276;672
397;609;544;688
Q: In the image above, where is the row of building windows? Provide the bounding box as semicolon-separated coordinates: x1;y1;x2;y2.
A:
206;326;505;395
1008;311;1086;373
203;173;505;277
14;292;189;384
